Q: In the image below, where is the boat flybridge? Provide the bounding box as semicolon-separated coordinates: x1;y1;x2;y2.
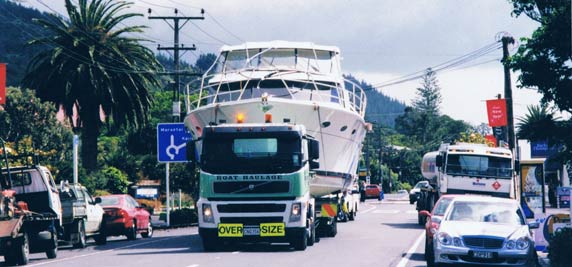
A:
184;41;368;197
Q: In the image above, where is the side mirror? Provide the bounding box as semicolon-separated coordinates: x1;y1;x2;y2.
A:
140;203;148;208
435;155;443;167
310;160;320;170
95;197;102;204
514;159;520;173
308;138;320;160
419;210;432;217
186;141;197;163
528;221;540;229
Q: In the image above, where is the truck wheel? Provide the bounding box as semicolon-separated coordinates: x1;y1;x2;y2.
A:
126;220;137;240
46;229;58;259
73;220;87;248
292;231;308;251
201;236;219;252
10;232;29;266
94;219;107;245
141;220;153;238
307;221;316;246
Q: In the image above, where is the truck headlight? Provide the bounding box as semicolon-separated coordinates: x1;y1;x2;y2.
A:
289;202;301;222
202;204;214;223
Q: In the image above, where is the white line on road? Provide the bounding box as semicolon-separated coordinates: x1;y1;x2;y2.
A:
373;210;399;214
27;234;192;267
406;210;418;214
360;205;376;214
396;231;425;267
232;251;240;254
185;264;199;267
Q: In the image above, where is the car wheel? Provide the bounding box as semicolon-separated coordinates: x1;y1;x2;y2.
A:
94;218;107;245
45;229;58;259
426;238;436;267
126;220;137;240
73;220;87;248
13;232;29;265
141;220;153;238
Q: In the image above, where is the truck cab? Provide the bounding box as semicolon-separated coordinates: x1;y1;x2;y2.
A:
190;123;319;251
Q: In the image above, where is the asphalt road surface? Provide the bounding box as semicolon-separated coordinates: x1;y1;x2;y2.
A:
4;198;429;267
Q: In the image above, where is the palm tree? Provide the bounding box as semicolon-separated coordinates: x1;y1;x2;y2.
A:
23;0;162;171
516;105;559;142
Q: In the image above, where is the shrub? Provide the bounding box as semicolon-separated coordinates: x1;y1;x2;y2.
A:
548;227;572;266
169;208;198;226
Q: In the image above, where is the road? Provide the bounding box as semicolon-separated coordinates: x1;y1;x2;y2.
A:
6;198;429;267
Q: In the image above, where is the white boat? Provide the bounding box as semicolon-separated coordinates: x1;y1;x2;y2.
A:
184;41;368;197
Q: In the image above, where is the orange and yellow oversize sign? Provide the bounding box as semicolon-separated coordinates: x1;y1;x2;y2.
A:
486;99;507;127
0;63;6;105
321;203;337;217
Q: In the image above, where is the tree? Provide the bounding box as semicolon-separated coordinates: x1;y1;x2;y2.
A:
412;68;442;115
516;105;559;142
22;0;162;171
510;1;571;112
194;53;217;74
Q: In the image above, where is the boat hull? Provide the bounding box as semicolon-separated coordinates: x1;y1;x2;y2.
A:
184;98;366;197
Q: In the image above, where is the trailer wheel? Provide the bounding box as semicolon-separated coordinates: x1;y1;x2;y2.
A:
6;232;29;266
73;220;87;248
45;229;58;259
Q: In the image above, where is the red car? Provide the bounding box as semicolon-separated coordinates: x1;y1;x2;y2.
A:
418;195;458;262
365;184;383;200
97;194;153;240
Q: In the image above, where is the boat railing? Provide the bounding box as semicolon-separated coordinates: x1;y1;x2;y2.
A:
192;70;367;118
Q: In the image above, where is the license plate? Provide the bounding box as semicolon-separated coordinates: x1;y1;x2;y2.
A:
243;226;260;236
218;223;243;237
473;251;493;259
260;223;285;237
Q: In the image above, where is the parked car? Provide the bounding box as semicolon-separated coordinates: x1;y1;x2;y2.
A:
59;182;106;248
418;195;458;261
97;194;153;240
409;180;429;204
365;184;382;200
426;195;539;267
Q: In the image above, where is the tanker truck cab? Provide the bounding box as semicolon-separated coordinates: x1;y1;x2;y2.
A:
191;123;319;251
435;143;514;198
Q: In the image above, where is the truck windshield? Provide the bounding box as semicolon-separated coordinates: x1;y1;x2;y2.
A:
445;154;512;178
201;132;303;174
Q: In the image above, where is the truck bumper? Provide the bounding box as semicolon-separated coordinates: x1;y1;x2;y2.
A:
199;227;305;243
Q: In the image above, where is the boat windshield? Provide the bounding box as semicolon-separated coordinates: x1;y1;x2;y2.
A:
213;48;339;75
445;154;512;178
201;131;303;174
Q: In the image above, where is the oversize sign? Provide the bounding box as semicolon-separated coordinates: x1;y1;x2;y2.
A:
0;63;6;105
486;99;508;127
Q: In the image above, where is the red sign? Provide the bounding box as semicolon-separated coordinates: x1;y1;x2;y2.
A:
492;181;501;190
486;99;507;127
485;135;497;147
0;63;5;105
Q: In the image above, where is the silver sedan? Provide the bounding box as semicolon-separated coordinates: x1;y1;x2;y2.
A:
427;195;539;266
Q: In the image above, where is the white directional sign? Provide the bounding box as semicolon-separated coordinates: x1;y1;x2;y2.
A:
157;123;193;163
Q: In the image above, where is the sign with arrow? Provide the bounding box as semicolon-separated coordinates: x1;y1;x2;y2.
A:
157;123;193;163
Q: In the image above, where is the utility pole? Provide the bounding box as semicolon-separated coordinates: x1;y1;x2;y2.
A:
501;36;516;151
149;8;204;122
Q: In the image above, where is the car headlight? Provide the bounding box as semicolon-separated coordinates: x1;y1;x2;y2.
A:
437;232;452;245
202;203;214;223
453;237;463;247
516;237;530;250
289;202;302;222
505;240;516;249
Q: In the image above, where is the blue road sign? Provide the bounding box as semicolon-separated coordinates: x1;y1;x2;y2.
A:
157;123;193;163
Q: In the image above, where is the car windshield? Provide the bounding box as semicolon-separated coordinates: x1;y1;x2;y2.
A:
446;201;525;225
99;196;120;206
433;198;453;216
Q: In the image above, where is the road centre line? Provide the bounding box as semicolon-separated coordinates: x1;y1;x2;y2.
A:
360;205;376;214
185;264;199;267
28;234;192;267
396;231;425;267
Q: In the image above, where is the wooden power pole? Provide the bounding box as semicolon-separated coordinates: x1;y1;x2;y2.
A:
501;36;516;151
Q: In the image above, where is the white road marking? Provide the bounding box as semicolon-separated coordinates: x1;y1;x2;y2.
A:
360;205;376;214
373;210;399;214
27;234;192;267
232;251;240;254
185;265;199;267
406;210;418;214
396;231;425;267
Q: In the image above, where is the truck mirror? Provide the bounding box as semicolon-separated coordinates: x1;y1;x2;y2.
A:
435;155;443;167
186;141;197;163
95;197;102;204
308;139;320;160
514;159;520;172
309;160;320;170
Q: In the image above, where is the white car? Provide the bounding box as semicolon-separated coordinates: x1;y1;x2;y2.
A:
426;195;539;266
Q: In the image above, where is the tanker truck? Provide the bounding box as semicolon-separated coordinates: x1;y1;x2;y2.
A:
416;142;515;224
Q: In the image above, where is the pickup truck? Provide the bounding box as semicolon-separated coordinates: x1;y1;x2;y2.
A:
59;182;106;248
0;165;62;265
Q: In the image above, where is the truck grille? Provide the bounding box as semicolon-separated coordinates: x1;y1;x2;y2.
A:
213;181;290;194
463;236;504;249
220;216;283;224
217;204;286;213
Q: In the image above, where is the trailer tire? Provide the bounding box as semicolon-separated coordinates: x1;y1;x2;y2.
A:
73;220;87;248
8;232;29;266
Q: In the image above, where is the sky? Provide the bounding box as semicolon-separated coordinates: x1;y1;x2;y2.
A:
20;0;549;126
